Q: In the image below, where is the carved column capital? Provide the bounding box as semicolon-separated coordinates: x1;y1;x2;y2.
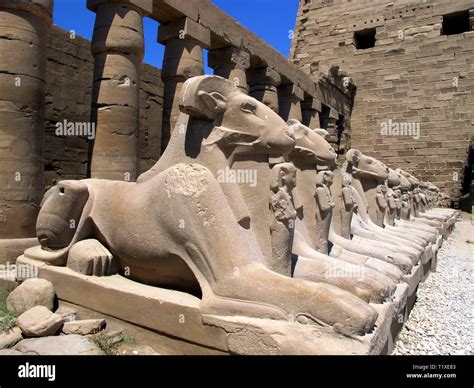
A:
248;67;281;112
278;83;304;121
208;47;251;71
208;47;251;93
301;96;322;128
0;0;53;23
158;17;211;48
248;67;282;88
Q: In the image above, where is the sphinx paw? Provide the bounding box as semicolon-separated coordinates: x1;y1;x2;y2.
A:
67;239;117;276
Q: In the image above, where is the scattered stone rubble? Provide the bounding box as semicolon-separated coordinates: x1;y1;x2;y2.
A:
0;278;159;356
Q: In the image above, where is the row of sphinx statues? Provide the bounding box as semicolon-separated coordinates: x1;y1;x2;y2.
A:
23;75;458;338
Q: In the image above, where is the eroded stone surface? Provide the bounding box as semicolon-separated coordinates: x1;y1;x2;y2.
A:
54;305;78;322
6;278;55;316
17;306;63;337
62;319;106;335
290;0;472;205
9;64;457;355
14;335;104;355
0;349;30;355
27;76;380;338
0;327;22;349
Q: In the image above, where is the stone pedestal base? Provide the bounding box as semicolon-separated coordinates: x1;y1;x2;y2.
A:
0;238;38;265
388;282;408;352
431;251;438;272
422;261;432;281
421;246;431;281
399;264;421;324
15;255;400;355
402;264;421;295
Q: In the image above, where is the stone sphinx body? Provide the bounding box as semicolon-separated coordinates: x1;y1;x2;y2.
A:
149;89;397;307
328;152;416;274
283;122;400;302
393;170;454;239
282;135;412;286
419;182;458;225
326;171;405;280
337;151;435;266
332;154;450;277
405;175;457;232
27;75;379;336
325;151;448;298
146;103;396;306
384;169;440;248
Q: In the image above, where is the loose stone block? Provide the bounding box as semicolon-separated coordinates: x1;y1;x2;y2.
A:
62;319;106;335
14;334;104;355
0;327;22;350
6;278;55;316
17;306;63;337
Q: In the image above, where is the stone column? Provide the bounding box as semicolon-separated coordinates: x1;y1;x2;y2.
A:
89;1;144;181
337;114;350;156
208;47;251;93
470;9;474;31
278;83;304;122
0;0;53;238
325;111;340;151
158;17;210;151
301;97;321;128
248;67;281;113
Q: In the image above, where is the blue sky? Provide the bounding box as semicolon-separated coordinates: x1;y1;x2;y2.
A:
53;0;300;72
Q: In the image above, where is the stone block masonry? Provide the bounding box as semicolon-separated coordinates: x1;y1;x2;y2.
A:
291;0;474;205
44;25;163;189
